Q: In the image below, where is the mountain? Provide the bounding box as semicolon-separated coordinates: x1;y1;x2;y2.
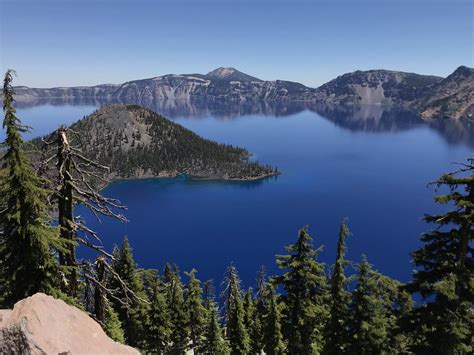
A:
35;105;276;181
416;66;474;120
317;69;442;105
13;66;473;120
14;67;318;103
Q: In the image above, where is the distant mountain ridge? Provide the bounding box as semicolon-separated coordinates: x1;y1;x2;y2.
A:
13;66;473;120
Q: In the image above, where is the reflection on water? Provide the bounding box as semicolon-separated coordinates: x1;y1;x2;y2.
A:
13;98;474;148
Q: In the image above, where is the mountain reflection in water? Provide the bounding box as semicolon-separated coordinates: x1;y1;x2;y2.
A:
14;98;474;148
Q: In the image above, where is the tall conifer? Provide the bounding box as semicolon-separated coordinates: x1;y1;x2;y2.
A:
185;269;207;353
111;237;149;348
0;70;66;307
147;277;171;354
222;263;250;354
406;159;474;353
347;256;407;354
324;218;351;354
274;226;329;354
167;267;190;354
263;287;285;355
251;266;269;354
201;303;230;355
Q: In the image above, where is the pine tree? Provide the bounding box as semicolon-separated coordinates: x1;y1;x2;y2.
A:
222;263;250;354
324;218;351;354
406;159;474;354
262;286;285;355
163;262;173;285
201;303;230;355
185;269;207;353
147;277;171;354
0;69;66;307
104;305;125;343
274;226;329;354
347;256;396;354
251;266;269;354
202;279;215;311
111;237;149;348
228;293;250;355
141;268;159;301
243;288;256;348
167;267;190;354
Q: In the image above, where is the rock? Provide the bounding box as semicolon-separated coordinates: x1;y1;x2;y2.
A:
317;69;442;105
0;293;139;354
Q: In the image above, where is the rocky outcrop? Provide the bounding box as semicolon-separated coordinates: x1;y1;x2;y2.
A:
416;66;474;120
317;70;442;105
0;293;139;354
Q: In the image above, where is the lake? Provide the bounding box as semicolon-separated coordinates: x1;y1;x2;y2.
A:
7;100;474;289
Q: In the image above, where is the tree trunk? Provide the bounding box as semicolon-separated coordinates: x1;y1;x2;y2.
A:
57;128;77;297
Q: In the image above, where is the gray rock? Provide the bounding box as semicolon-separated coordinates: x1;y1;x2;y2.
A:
0;293;139;354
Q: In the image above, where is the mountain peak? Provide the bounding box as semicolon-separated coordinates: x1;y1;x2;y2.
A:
207;67;238;78
206;67;262;82
451;65;474;78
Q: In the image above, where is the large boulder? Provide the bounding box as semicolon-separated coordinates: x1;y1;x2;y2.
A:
0;293;139;354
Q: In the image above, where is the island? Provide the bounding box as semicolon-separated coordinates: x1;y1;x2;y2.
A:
33;104;278;182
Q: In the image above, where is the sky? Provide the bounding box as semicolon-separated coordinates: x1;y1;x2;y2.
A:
0;0;472;88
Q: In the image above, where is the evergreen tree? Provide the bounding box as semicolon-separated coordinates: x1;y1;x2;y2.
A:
167;267;190;354
202;279;215;311
142;268;160;301
228;292;251;355
242;288;256;348
201;303;230;355
274;226;329;354
263;287;285;355
347;256;400;354
222;263;250;354
185;269;207;353
406;159;474;354
251;266;269;354
147;277;171;354
0;69;66;307
104;305;125;344
324;218;351;354
111;237;149;348
163;262;173;285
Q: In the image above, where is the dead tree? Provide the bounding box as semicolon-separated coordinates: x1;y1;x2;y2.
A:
82;257;147;324
40;126;127;298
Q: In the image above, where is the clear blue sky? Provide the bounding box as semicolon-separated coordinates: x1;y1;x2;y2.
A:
1;0;472;88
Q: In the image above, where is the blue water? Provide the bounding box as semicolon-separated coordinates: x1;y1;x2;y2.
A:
6;101;474;289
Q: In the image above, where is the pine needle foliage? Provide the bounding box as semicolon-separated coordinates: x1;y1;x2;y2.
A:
274;226;329;354
406;158;474;354
324;218;351;354
0;70;68;307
